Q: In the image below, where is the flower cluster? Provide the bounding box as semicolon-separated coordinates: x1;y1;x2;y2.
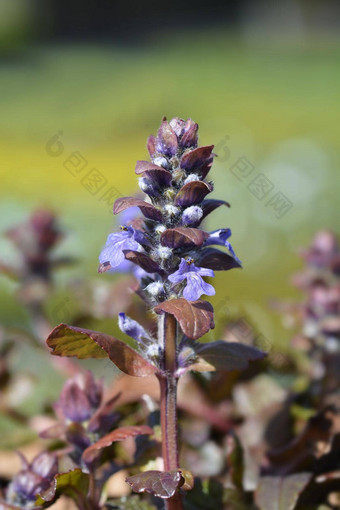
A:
99;117;241;304
289;230;340;376
0;209;73;307
5;208;64;281
5;452;58;509
1;371;153;509
43;371;120;466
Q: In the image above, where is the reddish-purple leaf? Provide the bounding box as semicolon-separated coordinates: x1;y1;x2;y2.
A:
193;340;266;372
254;473;312;510
180;119;198;148
157;120;178;156
135;161;172;182
135;160;164;174
147;135;156;157
160;228;209;249
180;145;214;171
82;425;153;465
135;161;172;187
46;324;157;377
88;393;121;433
267;407;336;470
174;181;212;207
113;197;162;221
154;299;214;340
123;250;163;274
126;470;183;499
201;199;230;220
199;248;242;271
199;157;214;179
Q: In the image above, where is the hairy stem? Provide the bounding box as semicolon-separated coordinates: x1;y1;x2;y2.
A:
158;313;184;510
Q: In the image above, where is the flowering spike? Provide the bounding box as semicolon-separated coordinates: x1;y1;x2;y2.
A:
98;116;238;312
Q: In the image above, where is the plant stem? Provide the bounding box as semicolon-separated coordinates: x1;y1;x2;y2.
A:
158;313;184;510
88;473;101;510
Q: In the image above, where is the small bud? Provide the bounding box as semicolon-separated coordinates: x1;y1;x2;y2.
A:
146;343;162;360
172;168;186;184
169;117;186;137
184;173;200;185
178;346;197;368
170;156;180;169
138;177;158;197
156;246;172;260
118;313;151;343
164;204;180;218
156;120;178;156
145;281;164;297
182;205;203;226
153;156;170;169
164;188;176;201
155;224;167;235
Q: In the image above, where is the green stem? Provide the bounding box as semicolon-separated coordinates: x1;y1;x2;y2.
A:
157;313;184;510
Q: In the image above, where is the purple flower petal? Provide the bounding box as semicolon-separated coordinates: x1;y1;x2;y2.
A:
31;452;58;479
58;379;92;422
182;273;215;301
196;266;215;278
169;258;215;301
99;227;142;270
205;229;242;265
118;313;151;343
181;205;203;226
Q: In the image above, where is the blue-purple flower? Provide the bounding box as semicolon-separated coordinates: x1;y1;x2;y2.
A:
169;258;215;301
99;226;143;271
118;313;152;344
181;205;203;226
205;229;242;265
55;371;103;424
6;452;58;507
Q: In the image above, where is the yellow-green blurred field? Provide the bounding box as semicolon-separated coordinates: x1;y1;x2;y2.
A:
1;31;340;350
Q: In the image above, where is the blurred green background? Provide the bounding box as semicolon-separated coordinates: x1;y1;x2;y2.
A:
0;0;339;371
